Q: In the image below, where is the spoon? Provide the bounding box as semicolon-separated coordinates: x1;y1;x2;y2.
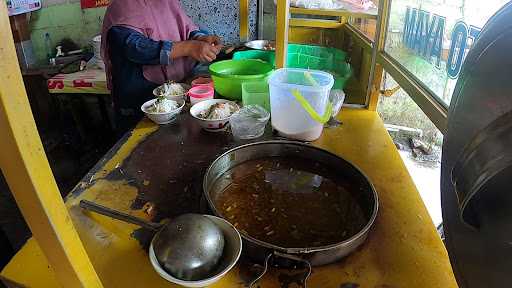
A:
79;200;225;281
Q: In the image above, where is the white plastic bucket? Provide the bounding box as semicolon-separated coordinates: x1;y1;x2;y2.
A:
268;68;334;141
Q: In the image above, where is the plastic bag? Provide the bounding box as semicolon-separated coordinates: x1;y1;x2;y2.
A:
325;89;345;128
275;0;376;11
338;0;376;10
230;105;270;140
330;89;346;117
275;0;343;10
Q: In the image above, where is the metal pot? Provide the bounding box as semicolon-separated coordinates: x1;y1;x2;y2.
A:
203;141;378;286
451;111;512;229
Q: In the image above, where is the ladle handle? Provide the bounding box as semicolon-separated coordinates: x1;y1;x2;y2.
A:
79;200;161;231
248;252;312;288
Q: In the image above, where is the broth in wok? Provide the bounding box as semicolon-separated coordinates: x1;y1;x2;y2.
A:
210;157;369;248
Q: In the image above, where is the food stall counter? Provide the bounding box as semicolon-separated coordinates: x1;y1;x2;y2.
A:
1;109;457;288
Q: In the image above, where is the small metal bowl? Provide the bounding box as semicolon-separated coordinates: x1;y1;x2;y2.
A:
149;215;242;288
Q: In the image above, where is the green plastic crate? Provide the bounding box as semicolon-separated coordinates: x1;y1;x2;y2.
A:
234;44;352;90
287;44;351;90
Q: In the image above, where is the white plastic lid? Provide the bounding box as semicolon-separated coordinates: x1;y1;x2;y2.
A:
268;68;334;91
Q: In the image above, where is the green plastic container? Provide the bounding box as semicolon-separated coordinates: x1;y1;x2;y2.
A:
233;50;275;65
241;81;271;112
236;44;352;90
209;60;274;100
287;44;352;90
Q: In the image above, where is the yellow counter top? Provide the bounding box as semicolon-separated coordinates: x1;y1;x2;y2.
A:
1;108;457;287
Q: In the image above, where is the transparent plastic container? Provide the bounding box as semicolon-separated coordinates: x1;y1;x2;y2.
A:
268;68;334;141
242;81;271;112
230;105;270;139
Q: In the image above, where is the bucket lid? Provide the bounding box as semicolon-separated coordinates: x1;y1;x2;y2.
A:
268;68;334;91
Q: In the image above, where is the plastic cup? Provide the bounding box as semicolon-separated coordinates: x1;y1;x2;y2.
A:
189;86;214;105
191;77;214;89
230;105;270;140
242;81;271;112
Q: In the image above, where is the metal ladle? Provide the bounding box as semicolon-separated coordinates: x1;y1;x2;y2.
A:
79;200;225;281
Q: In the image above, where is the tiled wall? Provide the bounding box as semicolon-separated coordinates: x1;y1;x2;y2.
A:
28;2;104;64
181;0;257;44
28;0;257;64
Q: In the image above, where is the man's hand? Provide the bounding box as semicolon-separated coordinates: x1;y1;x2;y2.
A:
196;35;223;46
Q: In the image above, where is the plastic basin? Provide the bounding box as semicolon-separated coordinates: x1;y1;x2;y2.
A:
209;60;274;100
233;50;275;65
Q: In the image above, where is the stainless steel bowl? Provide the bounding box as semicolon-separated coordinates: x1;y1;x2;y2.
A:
149;215;243;288
203;141;379;266
79;201;231;283
244;40;276;51
152;214;225;281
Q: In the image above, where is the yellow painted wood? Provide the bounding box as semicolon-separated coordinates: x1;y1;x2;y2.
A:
341;29;373;105
2;110;457;288
290;7;377;19
239;0;249;42
275;0;290;68
288;26;344;49
368;63;383;110
364;0;389;109
289;18;343;29
288;27;323;45
344;24;373;53
0;2;102;287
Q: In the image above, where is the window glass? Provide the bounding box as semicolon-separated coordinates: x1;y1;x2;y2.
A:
385;0;509;105
378;71;443;226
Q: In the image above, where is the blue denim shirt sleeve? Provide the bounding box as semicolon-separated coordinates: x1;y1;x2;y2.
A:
189;29;210;40
110;26;172;65
159;40;172;65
